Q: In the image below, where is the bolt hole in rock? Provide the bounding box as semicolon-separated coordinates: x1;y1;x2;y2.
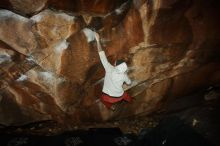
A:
0;0;220;145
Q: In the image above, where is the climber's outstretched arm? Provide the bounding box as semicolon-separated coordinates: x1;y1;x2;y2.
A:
95;33;103;52
95;33;113;71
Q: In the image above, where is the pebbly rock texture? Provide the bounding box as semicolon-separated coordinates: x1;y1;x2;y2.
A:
0;0;128;16
9;0;47;15
0;0;220;127
0;10;37;55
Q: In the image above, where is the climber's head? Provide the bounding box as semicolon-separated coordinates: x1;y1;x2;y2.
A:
115;59;124;66
115;59;128;73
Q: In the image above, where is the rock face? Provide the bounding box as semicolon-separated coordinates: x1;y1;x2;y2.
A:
9;0;47;15
0;0;220;127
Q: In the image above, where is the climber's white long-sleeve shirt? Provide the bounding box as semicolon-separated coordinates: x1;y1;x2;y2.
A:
98;51;131;97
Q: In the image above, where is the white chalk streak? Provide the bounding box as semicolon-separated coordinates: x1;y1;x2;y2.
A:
16;74;28;82
0;9;28;21
82;28;96;42
0;54;11;64
54;40;69;53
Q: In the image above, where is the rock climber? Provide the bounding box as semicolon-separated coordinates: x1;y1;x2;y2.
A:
94;32;132;110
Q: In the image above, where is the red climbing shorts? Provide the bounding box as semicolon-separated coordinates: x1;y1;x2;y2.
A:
101;92;132;109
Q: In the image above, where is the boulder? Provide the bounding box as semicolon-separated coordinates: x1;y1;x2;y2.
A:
0;0;220;126
9;0;48;15
0;10;37;55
